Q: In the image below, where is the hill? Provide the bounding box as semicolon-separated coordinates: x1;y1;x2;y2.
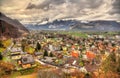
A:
0;12;29;39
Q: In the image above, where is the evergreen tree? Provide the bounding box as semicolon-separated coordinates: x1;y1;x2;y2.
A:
0;52;3;60
60;46;63;51
50;52;54;57
1;22;5;33
84;73;91;78
35;42;41;51
21;43;25;52
0;41;4;47
21;39;26;52
44;50;48;57
13;40;16;45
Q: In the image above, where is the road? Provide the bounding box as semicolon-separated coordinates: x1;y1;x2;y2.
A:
35;59;59;69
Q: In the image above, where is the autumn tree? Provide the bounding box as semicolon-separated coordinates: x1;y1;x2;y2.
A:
101;52;120;77
0;61;14;76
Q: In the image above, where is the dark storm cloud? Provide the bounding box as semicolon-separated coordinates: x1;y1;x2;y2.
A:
109;0;120;15
26;0;103;10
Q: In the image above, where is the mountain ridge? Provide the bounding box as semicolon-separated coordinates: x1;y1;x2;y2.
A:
25;19;120;31
0;12;29;39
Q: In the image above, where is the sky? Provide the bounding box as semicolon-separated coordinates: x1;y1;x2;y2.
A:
0;0;120;24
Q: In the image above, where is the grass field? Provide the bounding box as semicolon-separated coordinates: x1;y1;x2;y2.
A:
58;31;88;38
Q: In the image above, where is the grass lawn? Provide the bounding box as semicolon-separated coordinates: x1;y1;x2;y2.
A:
10;68;36;78
70;32;88;38
60;31;88;38
10;72;21;78
2;56;11;62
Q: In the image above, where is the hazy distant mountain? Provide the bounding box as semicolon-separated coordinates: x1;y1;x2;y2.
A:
25;19;78;30
70;20;120;31
25;19;120;31
0;12;29;39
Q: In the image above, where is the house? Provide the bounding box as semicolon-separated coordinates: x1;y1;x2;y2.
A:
21;51;27;55
86;51;96;60
11;47;22;52
115;35;120;39
65;57;79;66
34;52;43;59
48;44;54;51
42;57;56;63
19;55;35;69
10;52;21;60
71;50;79;58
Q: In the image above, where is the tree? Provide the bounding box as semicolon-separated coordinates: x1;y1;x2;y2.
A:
101;52;120;77
116;55;120;73
21;39;26;52
1;22;5;34
0;61;14;76
21;44;25;52
60;46;63;51
50;52;54;57
35;42;41;51
0;41;4;47
84;73;91;78
0;52;3;60
43;50;48;57
13;40;16;45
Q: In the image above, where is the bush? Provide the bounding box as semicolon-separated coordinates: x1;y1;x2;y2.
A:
20;68;34;75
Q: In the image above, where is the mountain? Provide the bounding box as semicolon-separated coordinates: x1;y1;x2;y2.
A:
25;19;78;30
25;19;120;31
0;12;29;39
70;20;120;31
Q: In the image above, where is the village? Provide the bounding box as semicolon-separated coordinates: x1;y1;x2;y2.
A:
0;31;120;78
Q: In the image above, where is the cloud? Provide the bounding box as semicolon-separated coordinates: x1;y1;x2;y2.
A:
109;0;120;15
0;0;29;12
26;0;66;10
69;0;103;9
26;0;104;10
25;0;112;21
1;0;120;24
